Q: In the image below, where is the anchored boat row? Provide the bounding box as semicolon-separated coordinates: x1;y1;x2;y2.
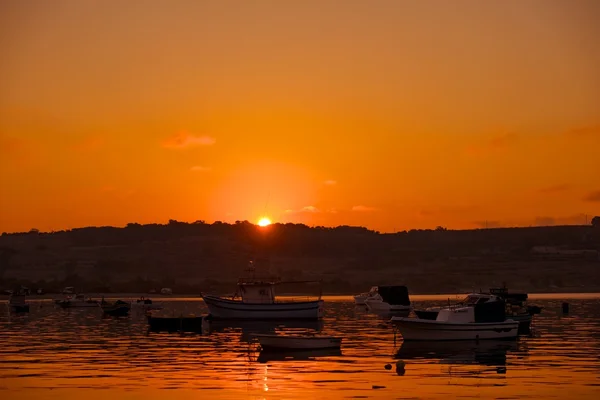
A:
5;260;542;346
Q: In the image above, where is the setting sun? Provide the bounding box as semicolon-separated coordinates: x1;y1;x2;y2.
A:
257;217;272;227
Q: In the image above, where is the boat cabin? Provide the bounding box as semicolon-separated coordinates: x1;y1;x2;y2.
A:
439;294;506;323
237;281;276;304
374;286;411;306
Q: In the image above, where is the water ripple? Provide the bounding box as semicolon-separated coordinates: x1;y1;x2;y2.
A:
1;296;599;399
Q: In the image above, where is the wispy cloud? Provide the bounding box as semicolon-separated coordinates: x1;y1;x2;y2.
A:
190;165;212;172
564;124;600;138
583;190;600;202
323;180;337;186
162;131;216;149
539;184;571;194
285;206;320;214
352;205;377;212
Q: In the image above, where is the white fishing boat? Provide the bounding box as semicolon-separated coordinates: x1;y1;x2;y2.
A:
414;287;539;334
252;333;342;350
391;294;519;341
364;286;412;313
56;293;100;308
201;260;324;320
353;286;378;305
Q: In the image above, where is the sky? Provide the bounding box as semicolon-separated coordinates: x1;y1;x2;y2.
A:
1;0;599;233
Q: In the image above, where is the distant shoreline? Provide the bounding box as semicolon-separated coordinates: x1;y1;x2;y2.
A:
2;290;599;302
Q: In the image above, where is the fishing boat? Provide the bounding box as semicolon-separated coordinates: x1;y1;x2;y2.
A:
56;293;100;308
8;293;29;313
201;261;324;320
364;285;412;314
251;333;342;350
391;294;519;341
353;286;378;305
414;287;540;334
101;299;131;316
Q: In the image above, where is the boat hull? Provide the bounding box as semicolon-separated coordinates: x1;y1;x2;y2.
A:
253;334;341;350
414;309;532;334
391;317;519;341
102;304;131;317
202;295;324;320
354;295;368;305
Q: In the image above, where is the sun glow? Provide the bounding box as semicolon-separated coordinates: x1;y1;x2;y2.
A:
257;217;272;227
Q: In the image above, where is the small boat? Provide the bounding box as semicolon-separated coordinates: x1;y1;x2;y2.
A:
9;293;29;313
201;260;324;320
251;333;342;350
391;294;519;341
364;286;412;314
133;297;163;311
353;286;378;305
160;288;173;295
101;299;131;316
56;293;100;308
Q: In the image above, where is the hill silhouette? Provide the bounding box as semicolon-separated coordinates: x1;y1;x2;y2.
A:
1;219;599;294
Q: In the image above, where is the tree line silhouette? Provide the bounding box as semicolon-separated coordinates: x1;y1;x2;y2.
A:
0;218;599;294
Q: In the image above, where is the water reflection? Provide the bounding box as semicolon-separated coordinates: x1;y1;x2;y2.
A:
1;297;599;399
255;348;342;363
395;340;520;375
205;319;324;342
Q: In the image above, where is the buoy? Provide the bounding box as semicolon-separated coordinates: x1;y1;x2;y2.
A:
384;363;392;370
562;302;569;314
396;360;406;375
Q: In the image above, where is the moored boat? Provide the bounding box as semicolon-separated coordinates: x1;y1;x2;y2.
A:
414;287;540;334
353;286;378;305
251;333;342;350
201;261;324;320
364;285;412;314
56;293;100;308
391;294;519;341
101;299;131;316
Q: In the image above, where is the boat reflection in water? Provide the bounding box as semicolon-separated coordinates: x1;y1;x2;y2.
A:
395;340;520;374
255;347;342;363
206;318;324;342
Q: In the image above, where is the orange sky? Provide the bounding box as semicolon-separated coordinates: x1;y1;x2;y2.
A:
1;0;599;233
